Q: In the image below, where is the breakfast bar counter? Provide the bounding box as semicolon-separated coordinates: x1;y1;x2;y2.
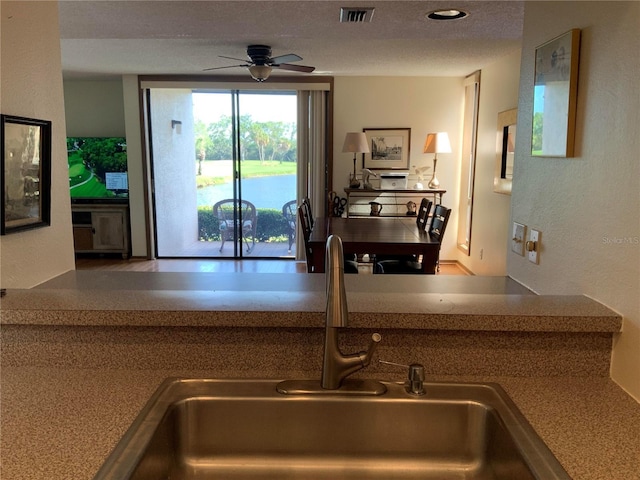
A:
1;272;638;479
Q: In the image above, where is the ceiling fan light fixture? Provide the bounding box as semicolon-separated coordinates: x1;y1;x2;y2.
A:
248;65;272;82
426;9;468;20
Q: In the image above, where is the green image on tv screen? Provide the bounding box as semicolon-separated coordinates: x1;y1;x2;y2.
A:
67;137;128;200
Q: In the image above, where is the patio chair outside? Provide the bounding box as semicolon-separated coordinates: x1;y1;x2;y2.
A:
282;199;297;253
213;199;258;253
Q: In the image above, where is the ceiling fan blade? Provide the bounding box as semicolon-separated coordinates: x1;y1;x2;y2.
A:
270;53;302;64
274;63;315;73
219;55;251;63
202;64;248;72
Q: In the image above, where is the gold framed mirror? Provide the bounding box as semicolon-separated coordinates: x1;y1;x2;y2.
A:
494;108;517;195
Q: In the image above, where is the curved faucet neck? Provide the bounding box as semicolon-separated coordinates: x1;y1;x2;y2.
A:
325;235;349;328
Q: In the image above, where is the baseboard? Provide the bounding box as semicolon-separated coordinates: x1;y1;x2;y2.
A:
439;260;474;275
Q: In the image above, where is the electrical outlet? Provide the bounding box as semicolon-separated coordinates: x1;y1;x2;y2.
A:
527;229;541;264
511;222;526;256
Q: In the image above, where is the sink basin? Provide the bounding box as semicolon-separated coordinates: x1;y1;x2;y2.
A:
93;378;569;480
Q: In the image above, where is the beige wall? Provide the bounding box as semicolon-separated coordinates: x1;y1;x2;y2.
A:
333;76;465;260
0;1;75;288
509;1;640;400
454;50;522;275
63;80;125;136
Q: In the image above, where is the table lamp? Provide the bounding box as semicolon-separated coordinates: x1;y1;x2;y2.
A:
423;132;451;189
342;132;370;188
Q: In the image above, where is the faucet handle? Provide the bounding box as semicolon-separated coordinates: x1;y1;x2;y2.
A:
359;333;382;367
379;360;426;396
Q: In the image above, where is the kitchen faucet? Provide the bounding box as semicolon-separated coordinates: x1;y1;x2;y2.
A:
277;235;384;395
321;235;382;389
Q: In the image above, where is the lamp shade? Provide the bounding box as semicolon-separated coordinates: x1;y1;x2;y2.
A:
342;132;370;153
248;65;272;82
423;132;452;154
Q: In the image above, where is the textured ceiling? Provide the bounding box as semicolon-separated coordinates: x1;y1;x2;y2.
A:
59;1;524;79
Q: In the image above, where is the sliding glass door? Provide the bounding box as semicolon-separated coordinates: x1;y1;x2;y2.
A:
150;89;298;258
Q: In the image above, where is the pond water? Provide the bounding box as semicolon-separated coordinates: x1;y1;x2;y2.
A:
197;174;297;210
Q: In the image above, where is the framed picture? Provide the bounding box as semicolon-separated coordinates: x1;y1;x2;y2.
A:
532;29;581;157
494;108;517;195
362;128;411;170
1;114;52;235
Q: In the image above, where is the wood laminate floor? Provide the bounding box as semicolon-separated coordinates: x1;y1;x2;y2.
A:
74;255;470;275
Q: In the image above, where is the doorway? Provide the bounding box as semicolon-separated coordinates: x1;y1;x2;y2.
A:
149;89;298;259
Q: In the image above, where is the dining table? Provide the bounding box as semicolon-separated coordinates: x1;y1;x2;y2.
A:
307;216;441;274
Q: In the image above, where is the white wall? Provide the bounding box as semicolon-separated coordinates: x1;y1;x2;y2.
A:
510;1;640;400
333;77;465;260
0;1;75;288
150;89;198;256
454;50;522;275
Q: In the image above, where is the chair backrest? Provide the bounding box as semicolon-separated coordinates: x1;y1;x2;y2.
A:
297;204;312;241
428;204;452;243
213;199;257;226
301;196;314;227
297;204;315;272
282;200;297;222
416;198;433;231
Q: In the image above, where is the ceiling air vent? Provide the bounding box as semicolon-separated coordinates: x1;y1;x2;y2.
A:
340;7;375;23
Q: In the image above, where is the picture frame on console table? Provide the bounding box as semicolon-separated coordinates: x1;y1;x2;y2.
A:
1;114;52;235
362;128;411;170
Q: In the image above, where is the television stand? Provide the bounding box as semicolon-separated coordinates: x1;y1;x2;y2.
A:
71;203;130;258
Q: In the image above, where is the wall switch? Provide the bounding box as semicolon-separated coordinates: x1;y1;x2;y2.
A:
511;222;526;256
527;229;541;264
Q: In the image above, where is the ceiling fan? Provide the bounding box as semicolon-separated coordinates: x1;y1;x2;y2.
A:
203;45;315;82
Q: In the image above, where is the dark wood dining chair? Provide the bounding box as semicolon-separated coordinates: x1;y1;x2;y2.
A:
298;204;315;272
301;196;314;228
374;204;451;275
416;197;433;231
372;197;433;266
299;205;357;274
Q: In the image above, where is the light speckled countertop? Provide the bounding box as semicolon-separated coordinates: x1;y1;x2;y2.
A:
1;368;639;480
0;273;637;479
1;273;622;332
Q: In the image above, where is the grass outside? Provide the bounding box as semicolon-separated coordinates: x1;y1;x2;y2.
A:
68;152;109;197
196;159;296;189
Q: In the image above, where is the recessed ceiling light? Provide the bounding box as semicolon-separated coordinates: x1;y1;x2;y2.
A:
426;9;468;20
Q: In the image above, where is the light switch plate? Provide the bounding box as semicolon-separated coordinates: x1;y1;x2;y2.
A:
511;222;526;256
528;229;541;264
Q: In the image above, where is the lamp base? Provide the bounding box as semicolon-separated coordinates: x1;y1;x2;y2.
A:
349;174;361;188
428;156;439;189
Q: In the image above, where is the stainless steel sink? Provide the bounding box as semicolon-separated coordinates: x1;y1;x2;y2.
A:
93;378;570;480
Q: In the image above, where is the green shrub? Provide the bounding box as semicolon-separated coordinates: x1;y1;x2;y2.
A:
198;206;289;243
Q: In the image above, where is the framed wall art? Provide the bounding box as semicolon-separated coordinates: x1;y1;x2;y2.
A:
1;114;52;235
532;29;581;157
362;128;411;170
494;108;517;195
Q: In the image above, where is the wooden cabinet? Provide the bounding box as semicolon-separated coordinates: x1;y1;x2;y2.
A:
71;204;130;258
343;188;446;217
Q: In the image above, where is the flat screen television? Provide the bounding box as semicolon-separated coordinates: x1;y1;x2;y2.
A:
67;137;128;203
